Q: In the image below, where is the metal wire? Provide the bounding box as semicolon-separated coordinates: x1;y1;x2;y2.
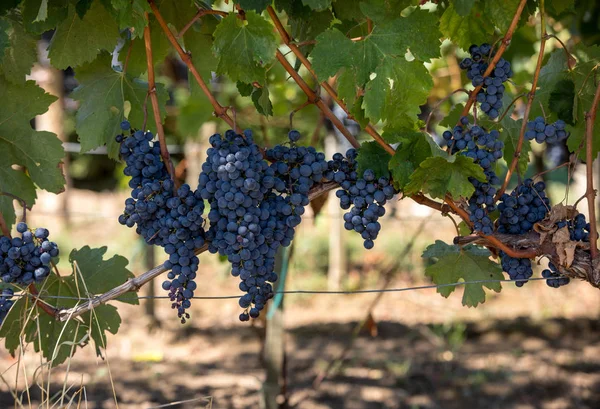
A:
10;277;558;303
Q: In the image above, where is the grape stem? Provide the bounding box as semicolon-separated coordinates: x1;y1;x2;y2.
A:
583;80;600;278
28;284;59;317
458;0;529;123
496;0;547;200
144;13;177;187
147;0;241;133
265;6;395;156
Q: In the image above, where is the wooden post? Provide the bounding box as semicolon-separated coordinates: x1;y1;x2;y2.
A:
143;242;160;327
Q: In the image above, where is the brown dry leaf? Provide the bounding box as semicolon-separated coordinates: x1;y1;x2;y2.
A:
552;226;572;266
548;204;577;224
564;242;577;267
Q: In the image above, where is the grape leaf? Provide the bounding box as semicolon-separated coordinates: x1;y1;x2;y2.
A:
422;240;503;307
548;79;575;123
311;29;354;81
252;86;273;116
388;131;433;191
500;117;530;176
237;0;272;12
358;0;414;23
0;296;28;355
439;3;494;51
212;11;277;85
487;0;522;32
81;304;121;356
0;163;37;230
336;68;358;111
332;0;364;21
0;18;37;84
122;14;171;78
184;15;220;83
111;0;150;38
75;0;94;18
48;1;120;69
404;155;486;199
302;0;332;11
32;276;89;366
0;77;65;193
72;53;168;159
68;246;137;304
177;86;214;137
454;0;476;16
396;9;441;62
546;0;575;15
357;141;391;179
363;58;433;129
22;0;68;34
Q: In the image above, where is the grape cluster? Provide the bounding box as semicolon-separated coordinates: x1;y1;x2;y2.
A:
329;149;396;249
497;179;550;286
525;117;569;144
542;262;570;288
198;129;278;321
0;288;14;325
443;117;503;235
0;222;59;286
460;43;513;119
116;121;205;323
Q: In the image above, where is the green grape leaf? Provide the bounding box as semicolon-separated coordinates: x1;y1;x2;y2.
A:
122;14;171;77
546;0;575;16
81;304;121;356
75;0;93;18
311;29;354;81
177;84;214;137
302;0;332;11
212;11;277;85
439;103;467;128
388;131;433;191
0;163;37;230
72;53;168;159
48;2;120;69
357;141;391;179
422;240;503;307
530;49;571;121
332;0;364;21
363;58;433;129
0;296;28;355
22;0;69;34
32;276;89;367
68;246;137;304
404;155;486;199
0;18;37;83
237;0;272;12
252;86;273;116
454;0;476;16
336;68;358;111
548;79;575;123
500;117;530;176
0;19;10;60
487;0;522;32
396;9;441;62
439;3;494;51
358;0;414;23
0;77;65;193
184;16;220;83
111;0;150;38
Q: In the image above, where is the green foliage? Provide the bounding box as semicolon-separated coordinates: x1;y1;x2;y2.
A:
111;0;150;38
71;53;168;159
22;0;69;34
439;3;494;51
422;241;503;307
356;141;390;179
500;117;531;176
212;11;278;85
48;1;120;69
388;131;434;191
0;17;37;83
404;155;487;200
237;0;272;13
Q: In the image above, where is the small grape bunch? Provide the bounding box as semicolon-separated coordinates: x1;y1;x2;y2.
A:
0;222;59;285
525;117;569;144
542;262;570;288
459;43;513;119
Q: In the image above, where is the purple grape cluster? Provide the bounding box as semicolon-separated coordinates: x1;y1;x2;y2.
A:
542;262;570;288
116;121;205;323
329;149;397;249
525;117;569;144
442;117;503;235
497;179;550;286
459;43;513;119
0;222;59;286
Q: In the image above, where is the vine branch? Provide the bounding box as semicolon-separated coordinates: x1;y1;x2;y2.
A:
459;0;529;122
144;13;176;183
147;0;240;132
583;80;600;275
496;0;547;199
177;9;228;38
